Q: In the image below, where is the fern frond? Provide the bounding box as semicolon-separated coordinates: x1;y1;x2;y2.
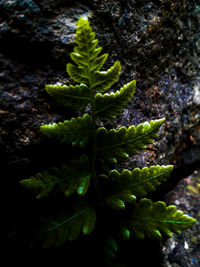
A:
20;155;91;199
40;114;92;147
120;198;197;240
41;200;96;248
73;16;97;59
96;118;165;163
67;17;109;85
19;16;196;250
45;83;90;110
91;61;121;92
95;80;136;120
66;17;121;93
104;165;173;209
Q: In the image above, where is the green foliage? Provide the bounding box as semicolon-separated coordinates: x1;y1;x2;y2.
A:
104;237;118;266
20;155;91;199
104;165;173;210
20;16;196;262
66;17;121;92
119;198;197;240
96;118;165;163
95;80;136;120
92;61;121;92
41;200;96;248
40;113;92;146
45;83;90;111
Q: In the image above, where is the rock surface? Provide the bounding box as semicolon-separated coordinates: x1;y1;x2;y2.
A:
163;169;200;267
1;0;200;172
2;0;199;266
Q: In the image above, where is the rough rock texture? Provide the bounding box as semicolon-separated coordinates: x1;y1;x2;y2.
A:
2;0;199;266
1;0;199;173
163;169;200;267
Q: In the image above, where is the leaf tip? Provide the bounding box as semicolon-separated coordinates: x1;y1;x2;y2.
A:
120;227;130;240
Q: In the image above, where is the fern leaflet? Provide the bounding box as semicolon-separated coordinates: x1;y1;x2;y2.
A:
96;118;165;163
40;113;92;147
40;200;96;248
95;80;136;120
120;198;196;240
104;237;118;266
45;83;90;110
20;155;91;199
104;165;173;209
66;17;122;93
91;61;121;92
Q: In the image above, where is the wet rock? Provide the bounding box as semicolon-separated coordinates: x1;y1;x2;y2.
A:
162;169;200;267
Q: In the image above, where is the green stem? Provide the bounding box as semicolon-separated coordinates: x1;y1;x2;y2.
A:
89;89;102;205
90;97;98;192
85;39;100;203
81;24;102;204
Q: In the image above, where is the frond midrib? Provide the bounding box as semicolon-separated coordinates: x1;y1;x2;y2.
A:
118;168;169;190
97;123;160;152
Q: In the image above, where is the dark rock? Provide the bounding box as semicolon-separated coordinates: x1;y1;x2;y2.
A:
162;169;200;267
2;0;199;266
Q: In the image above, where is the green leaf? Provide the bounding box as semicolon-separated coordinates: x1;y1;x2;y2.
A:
74;16;95;52
45;83;90;110
106;196;127;210
66;17;121;94
40;113;92;147
119;227;131;240
70;52;88;67
67;63;89;84
95;80;136;120
104;237;118;266
91;61;121;92
120;198;196;240
40;200;96;248
67;16;109;88
70;52;108;72
104;165;173;209
20;155;91;199
90;53;109;72
96;118;165;162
